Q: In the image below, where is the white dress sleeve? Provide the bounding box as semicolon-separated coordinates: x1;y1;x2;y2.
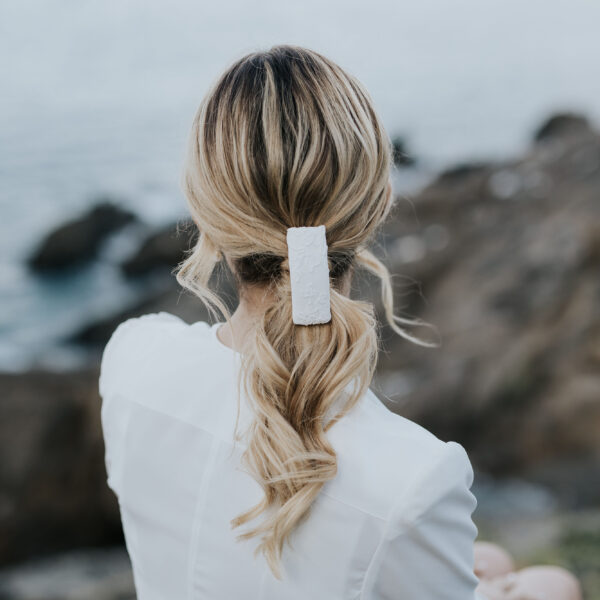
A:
367;441;481;599
98;312;183;495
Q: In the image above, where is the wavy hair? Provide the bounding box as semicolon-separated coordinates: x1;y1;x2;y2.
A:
176;44;434;579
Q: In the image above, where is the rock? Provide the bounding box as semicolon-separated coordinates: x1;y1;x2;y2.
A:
436;162;491;182
69;261;238;348
373;115;600;505
0;370;122;566
121;220;197;278
533;113;592;143
391;136;416;167
28;202;137;272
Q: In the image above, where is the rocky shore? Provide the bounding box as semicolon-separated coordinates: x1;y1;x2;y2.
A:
373;112;600;509
2;112;599;599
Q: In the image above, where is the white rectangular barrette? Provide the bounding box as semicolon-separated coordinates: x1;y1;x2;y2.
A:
286;225;331;325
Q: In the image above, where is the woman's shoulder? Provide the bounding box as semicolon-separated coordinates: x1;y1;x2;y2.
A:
102;311;189;350
353;397;479;597
334;388;466;467
324;389;475;521
98;311;213;399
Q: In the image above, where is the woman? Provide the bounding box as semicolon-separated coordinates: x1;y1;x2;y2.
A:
99;45;581;599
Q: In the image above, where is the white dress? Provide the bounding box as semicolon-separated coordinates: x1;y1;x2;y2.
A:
99;312;482;599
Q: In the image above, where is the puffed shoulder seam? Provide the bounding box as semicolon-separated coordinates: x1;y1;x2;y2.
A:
98;311;184;398
387;440;474;537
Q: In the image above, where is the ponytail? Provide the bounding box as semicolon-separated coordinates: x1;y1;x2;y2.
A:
228;261;377;578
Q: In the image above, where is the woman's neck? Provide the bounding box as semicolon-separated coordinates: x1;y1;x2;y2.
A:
216;286;275;352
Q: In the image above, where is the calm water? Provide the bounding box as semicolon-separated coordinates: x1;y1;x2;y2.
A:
1;0;599;370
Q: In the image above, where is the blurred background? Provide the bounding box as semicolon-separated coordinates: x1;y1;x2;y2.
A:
1;0;599;597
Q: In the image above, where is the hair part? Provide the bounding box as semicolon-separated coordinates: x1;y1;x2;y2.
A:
176;44;435;579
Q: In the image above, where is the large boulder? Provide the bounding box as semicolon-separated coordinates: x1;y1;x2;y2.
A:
533;113;593;143
0;370;121;566
120;220;197;278
372;113;600;505
28;202;137;272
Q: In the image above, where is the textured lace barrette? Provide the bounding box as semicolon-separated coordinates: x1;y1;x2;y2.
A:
286;225;331;325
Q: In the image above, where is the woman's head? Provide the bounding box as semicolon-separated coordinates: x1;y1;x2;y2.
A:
177;44;431;579
181;44;392;298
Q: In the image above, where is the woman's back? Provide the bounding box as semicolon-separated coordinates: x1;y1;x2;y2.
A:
100;312;480;599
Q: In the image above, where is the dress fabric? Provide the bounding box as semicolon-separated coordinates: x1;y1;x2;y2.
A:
99;312;483;600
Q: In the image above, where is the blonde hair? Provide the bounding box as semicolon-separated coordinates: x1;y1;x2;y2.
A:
176;44;434;579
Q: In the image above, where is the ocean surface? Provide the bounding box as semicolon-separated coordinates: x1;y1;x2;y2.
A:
1;0;600;371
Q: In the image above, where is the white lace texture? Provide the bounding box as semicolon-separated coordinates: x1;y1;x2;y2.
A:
286;225;332;325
